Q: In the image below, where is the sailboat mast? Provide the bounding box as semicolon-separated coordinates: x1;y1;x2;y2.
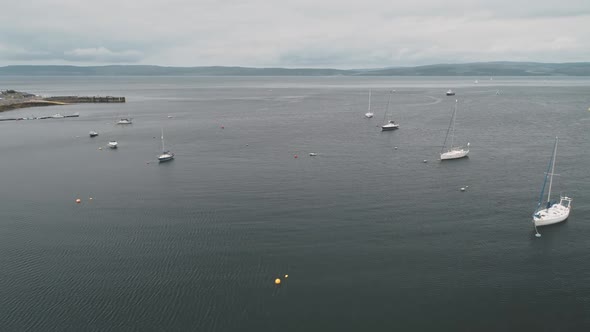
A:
161;128;165;152
546;137;558;203
383;91;392;122
450;100;457;149
368;90;371;112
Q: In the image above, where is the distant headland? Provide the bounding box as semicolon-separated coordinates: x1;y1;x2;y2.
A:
1;62;590;76
0;89;125;113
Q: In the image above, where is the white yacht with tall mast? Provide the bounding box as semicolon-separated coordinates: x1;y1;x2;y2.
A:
533;137;572;237
381;90;399;131
440;100;469;160
364;90;374;118
158;129;174;162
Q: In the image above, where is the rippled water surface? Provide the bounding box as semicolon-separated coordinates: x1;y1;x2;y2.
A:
1;76;589;331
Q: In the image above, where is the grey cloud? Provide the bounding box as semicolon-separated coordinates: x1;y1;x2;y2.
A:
0;0;588;67
63;47;143;63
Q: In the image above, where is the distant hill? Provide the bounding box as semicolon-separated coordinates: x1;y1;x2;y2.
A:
0;65;350;76
361;62;590;76
1;62;589;76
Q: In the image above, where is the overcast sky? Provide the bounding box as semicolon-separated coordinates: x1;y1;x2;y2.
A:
1;0;589;68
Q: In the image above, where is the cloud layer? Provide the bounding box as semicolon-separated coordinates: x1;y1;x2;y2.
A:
1;0;589;68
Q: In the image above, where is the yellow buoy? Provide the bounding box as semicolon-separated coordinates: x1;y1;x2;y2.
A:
284;274;289;278
274;278;281;285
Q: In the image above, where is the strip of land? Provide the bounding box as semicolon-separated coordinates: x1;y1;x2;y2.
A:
0;90;125;112
1;62;590;76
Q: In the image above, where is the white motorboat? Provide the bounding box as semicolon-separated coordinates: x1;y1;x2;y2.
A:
440;100;469;160
108;140;118;149
446;89;455;96
533;137;572;234
89;131;98;137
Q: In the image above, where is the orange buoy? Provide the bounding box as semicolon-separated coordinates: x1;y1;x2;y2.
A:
274;278;281;285
75;198;81;203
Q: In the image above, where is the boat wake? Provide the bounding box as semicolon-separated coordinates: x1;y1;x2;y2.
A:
405;95;442;107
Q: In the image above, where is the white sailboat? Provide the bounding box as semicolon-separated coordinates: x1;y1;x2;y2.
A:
533;137;572;236
364;90;374;118
381;90;399;131
440;100;469;160
158;129;174;162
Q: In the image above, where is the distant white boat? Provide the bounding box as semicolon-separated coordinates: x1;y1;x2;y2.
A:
533;137;572;235
446;89;455;96
309;152;317;156
440;100;469;160
89;131;98;137
117;118;132;124
108;140;118;149
381;90;399;131
364;90;374;118
158;129;174;162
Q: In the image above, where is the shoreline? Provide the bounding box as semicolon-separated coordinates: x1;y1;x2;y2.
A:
0;100;69;112
0;93;125;113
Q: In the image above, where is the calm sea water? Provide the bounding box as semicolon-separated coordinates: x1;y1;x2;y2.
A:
0;76;589;331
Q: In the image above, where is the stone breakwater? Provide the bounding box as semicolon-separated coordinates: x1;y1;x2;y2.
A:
43;96;126;103
0;90;125;112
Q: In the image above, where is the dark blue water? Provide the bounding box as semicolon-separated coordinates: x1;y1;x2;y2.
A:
0;76;589;331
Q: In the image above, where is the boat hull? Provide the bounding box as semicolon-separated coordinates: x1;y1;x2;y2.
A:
440;149;469;160
158;153;174;162
381;124;399;131
365;113;374;118
533;197;572;226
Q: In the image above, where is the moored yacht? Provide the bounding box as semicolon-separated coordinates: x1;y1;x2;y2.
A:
117;118;132;124
381;90;399;131
364;90;374;118
440;100;469;160
381;120;399;131
533;137;572;234
158;129;174;162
